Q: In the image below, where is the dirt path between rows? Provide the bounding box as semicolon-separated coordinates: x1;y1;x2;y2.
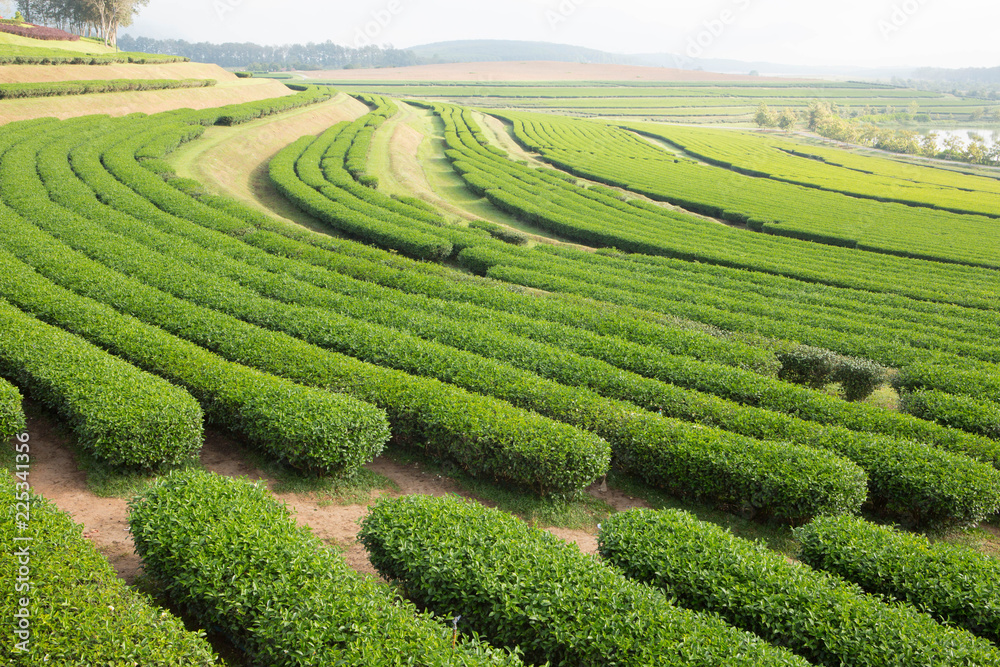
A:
21;407;622;585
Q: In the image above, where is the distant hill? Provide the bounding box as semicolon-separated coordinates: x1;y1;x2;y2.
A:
407;39;913;79
912;66;1000;85
409;40;628;65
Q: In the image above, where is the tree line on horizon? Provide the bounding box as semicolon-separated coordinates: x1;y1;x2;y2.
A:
118;35;419;71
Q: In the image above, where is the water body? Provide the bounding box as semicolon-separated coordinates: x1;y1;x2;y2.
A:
917;128;998;149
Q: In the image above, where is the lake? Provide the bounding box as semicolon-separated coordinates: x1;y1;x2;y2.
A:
917;128;998;149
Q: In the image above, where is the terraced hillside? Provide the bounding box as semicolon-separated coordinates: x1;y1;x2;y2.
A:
3;56;1000;665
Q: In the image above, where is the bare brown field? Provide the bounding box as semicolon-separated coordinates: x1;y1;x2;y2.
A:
0;77;293;124
301;60;797;82
0;61;234;84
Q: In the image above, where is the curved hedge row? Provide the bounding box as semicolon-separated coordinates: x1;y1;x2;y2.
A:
901;389;1000;440
0;295;203;468
198;189;780;372
434;104;1000;407
105;108;999;524
0;376;25;444
469;234;1000;370
479;241;1000;370
0;241;389;475
110;186;994;523
359;495;811;667
598;509;1000;667
67;117;864;521
0;123;391;476
306;106;497;256
504;110;1000;276
132;175;781;376
0;250;389;475
210;84;335;126
0;198;605;496
128;470;522;666
271;134;455;261
796;515;1000;645
189;232;990;523
0;481;217;665
166;172;964;461
479;258;1000;469
468;219;530;245
0;77;216;99
74;113;609;493
0;47;188;65
896;361;1000;409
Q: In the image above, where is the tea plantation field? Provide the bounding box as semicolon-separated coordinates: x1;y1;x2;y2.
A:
3;60;1000;665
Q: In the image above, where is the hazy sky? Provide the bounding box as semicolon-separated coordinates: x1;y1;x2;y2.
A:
123;0;996;69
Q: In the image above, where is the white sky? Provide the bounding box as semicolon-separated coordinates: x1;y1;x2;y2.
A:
123;0;997;69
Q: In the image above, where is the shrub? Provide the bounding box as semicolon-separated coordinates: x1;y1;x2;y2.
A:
359;495;810;667
775;344;888;401
901;389;1000;440
833;356;888;401
796;514;1000;645
129;471;522;666
0;377;25;444
599;508;1000;667
776;344;838;388
0;481;217;664
0;296;204;468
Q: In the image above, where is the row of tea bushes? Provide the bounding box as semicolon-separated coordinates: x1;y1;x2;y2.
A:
797;515;1000;645
358;494;811;667
598;508;1000;666
128;470;524;666
0;481;217;664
